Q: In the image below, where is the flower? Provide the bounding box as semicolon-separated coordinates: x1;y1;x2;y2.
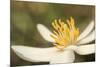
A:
12;17;95;64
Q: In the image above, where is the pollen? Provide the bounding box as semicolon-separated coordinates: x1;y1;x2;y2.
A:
51;17;79;50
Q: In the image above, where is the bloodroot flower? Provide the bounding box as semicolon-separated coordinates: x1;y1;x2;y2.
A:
12;17;95;64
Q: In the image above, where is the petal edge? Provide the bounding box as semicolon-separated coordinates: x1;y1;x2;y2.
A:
12;45;56;62
77;21;94;41
77;30;95;45
37;24;55;42
75;44;95;55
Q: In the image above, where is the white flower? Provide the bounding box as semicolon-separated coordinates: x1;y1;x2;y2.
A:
12;17;95;64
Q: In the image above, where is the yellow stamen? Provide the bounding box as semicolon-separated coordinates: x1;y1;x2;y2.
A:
51;17;79;50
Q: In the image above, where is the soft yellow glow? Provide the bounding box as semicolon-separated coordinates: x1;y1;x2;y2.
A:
51;17;79;50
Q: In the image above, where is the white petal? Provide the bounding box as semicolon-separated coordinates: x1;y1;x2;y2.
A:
50;50;75;64
77;21;94;41
12;45;57;62
77;30;95;44
75;44;95;55
37;24;55;42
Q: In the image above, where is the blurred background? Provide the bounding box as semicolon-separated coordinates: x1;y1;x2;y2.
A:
11;0;95;66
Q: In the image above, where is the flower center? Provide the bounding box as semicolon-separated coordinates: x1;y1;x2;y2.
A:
51;17;79;50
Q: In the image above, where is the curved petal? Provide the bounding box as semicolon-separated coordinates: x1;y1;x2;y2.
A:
37;24;55;42
50;50;75;64
11;45;57;62
77;21;94;41
75;44;95;55
77;30;95;45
